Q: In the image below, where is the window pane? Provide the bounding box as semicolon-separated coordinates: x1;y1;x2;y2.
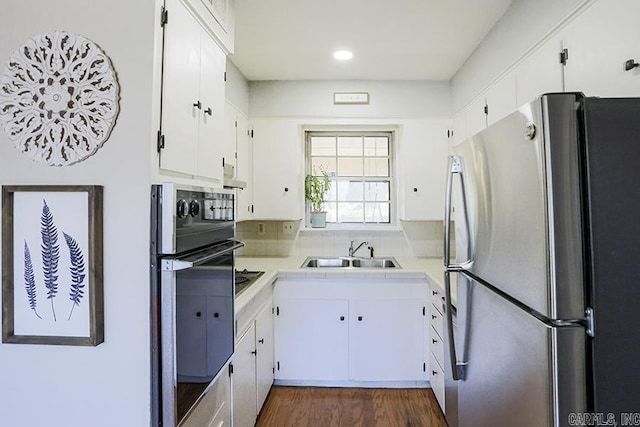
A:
325;202;337;222
337;202;364;222
325;181;337;202
311;158;336;176
311;137;336;156
364;137;389;156
337;136;362;156
364;158;389;177
337;180;363;201
364;182;390;201
337;158;363;176
365;203;390;223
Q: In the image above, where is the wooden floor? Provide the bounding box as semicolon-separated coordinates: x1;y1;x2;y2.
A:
255;386;448;427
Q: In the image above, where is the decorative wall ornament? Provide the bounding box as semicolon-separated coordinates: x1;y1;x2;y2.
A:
0;31;120;166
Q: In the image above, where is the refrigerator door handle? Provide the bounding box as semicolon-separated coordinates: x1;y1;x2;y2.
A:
445;270;467;381
444;155;473;270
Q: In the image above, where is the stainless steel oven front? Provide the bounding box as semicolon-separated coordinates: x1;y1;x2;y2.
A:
150;183;242;426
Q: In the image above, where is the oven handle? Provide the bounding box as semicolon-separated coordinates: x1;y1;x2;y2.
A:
161;240;245;271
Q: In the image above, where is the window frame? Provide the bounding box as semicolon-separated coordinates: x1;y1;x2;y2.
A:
305;130;396;228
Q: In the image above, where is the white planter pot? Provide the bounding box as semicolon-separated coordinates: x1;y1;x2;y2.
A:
309;211;327;228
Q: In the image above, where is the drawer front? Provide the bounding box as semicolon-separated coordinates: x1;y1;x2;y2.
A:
181;368;230;427
429;351;445;410
429;325;445;370
430;286;445;312
429;303;444;340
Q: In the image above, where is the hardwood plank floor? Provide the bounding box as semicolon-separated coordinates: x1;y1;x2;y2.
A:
255;386;448;427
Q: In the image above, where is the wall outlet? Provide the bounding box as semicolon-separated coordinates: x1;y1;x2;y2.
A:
258;222;266;235
282;222;295;235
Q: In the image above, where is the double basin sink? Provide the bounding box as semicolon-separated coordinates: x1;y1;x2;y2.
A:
302;256;400;269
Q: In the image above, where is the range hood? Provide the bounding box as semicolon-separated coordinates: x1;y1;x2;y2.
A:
223;163;246;189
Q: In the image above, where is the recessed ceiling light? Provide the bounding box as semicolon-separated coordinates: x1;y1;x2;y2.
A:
333;50;353;61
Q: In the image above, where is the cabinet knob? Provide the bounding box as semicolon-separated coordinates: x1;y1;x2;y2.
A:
251;350;257;355
432;290;438;296
340;316;345;321
431;315;437;320
213;312;220;318
284;187;289;192
204;107;212;116
432;370;438;376
196;312;202;317
432;339;438;344
357;316;363;321
413;187;418;192
193;100;202;109
259;338;264;344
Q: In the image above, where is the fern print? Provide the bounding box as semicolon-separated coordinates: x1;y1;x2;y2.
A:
23;240;42;319
63;232;86;320
40;199;60;321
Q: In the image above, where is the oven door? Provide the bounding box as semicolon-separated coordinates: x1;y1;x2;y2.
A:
160;239;243;426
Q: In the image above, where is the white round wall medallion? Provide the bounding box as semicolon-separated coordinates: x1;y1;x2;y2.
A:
0;31;120;166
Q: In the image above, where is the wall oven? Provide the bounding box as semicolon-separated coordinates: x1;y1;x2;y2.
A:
150;183;242;426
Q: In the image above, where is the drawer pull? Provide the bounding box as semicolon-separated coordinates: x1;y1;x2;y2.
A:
432;370;438;376
431;315;437;320
432;290;438;296
432;339;438;344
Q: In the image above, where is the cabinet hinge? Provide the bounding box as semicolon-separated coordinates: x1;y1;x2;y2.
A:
222;157;225;167
251;204;254;213
422;306;426;316
277;361;280;371
276;306;280;316
250;129;254;138
483;104;489;116
560;48;569;66
423;362;426;372
156;130;165;152
229;363;234;375
272;367;275;374
234;120;238;128
235;151;237;159
447;130;452;138
224;71;227;82
160;7;168;27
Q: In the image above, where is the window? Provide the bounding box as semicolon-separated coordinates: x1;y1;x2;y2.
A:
306;131;393;225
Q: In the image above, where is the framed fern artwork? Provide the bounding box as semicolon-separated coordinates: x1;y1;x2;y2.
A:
2;186;103;346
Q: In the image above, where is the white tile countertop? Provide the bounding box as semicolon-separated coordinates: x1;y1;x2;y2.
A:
234;256;456;313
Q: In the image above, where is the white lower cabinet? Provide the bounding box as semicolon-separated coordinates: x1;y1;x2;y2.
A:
273;279;428;384
274;298;349;381
180;368;231;427
232;302;274;427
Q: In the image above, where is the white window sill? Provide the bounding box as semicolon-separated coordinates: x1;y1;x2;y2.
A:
301;225;403;232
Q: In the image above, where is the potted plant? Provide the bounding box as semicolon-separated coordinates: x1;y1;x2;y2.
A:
305;167;331;228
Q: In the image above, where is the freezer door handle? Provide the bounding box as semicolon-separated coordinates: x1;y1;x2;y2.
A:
445;270;467;381
444;155;473;270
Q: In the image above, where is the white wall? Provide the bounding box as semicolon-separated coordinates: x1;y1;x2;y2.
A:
250;80;450;118
226;60;250;115
450;0;588;112
0;2;159;426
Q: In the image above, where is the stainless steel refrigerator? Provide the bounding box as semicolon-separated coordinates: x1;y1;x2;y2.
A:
443;93;640;427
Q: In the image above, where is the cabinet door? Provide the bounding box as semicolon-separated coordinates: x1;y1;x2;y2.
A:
563;0;640;97
160;0;201;175
465;96;487;139
206;296;234;377
451;111;466;147
399;120;449;221
274;298;349;380
485;74;517;126
196;33;226;181
232;324;257;427
236;116;253;221
349;299;425;381
515;34;564;107
251;120;302;220
255;304;274;410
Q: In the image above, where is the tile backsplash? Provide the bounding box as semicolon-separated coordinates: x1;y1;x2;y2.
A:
235;220;449;258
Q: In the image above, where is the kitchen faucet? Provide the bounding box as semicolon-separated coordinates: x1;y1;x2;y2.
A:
348;240;368;257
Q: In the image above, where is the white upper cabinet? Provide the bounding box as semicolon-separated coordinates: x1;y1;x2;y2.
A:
451;111;466;147
234;110;253;221
399;120;449;221
251;120;303;220
160;0;227;183
184;0;236;54
485;73;517;126
515;34;565;107
563;0;640;97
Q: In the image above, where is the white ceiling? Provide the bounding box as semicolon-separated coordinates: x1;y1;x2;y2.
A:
230;0;514;81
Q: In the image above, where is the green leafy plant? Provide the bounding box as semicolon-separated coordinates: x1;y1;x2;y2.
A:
305;167;331;213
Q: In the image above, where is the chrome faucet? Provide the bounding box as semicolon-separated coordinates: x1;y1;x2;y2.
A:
348;240;368;257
